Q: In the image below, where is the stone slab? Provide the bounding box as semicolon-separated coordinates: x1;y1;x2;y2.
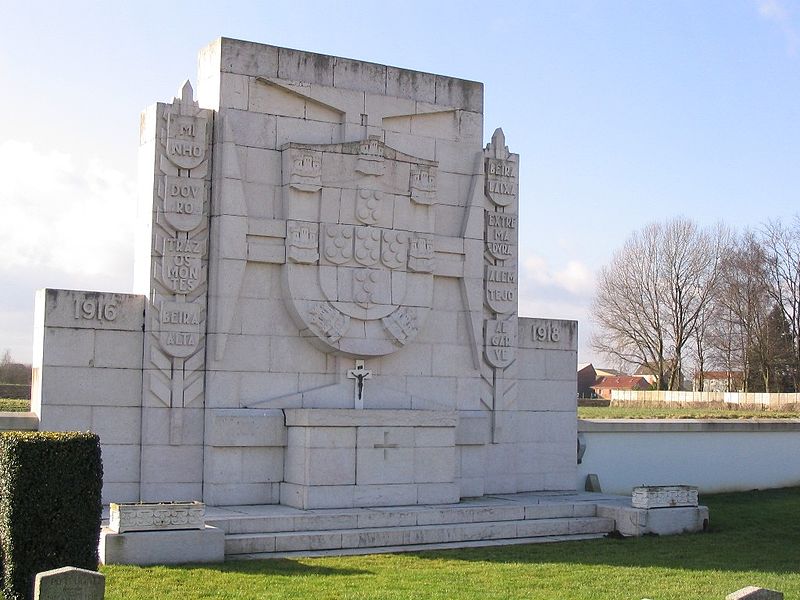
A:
726;587;784;600
632;485;698;509
596;504;709;537
0;412;38;431
284;409;458;427
99;525;224;565
34;566;104;600
205;409;287;446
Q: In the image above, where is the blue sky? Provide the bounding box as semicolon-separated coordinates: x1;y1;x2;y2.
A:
1;0;798;365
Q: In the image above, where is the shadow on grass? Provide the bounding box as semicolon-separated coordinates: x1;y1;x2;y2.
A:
158;558;372;577
397;487;800;576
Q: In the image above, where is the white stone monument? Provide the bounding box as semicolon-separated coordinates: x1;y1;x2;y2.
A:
31;38;578;510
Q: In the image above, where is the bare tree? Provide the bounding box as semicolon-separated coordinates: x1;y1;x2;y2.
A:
760;217;800;391
592;217;728;390
708;232;769;391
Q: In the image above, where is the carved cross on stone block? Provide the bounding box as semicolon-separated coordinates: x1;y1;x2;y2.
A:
373;430;399;460
347;359;372;409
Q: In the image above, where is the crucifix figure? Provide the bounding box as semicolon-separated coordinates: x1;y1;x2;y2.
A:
347;359;372;409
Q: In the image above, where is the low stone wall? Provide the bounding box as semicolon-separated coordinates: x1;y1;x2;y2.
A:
611;390;800;407
577;419;800;494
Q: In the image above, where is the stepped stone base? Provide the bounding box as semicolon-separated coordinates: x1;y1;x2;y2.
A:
204;491;707;559
98;492;710;563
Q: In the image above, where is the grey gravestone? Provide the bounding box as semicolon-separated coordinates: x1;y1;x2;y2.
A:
34;566;104;600
585;473;602;492
726;587;784;600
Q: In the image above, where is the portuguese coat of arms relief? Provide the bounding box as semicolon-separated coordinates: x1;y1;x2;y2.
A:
281;137;437;357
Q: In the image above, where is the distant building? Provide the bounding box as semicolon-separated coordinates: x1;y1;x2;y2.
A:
692;371;744;392
577;363;597;397
591;375;650;400
594;367;623;378
634;363;685;390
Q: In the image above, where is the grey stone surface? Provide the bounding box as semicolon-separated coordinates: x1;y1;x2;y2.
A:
726;586;784;599
33;38;583;524
596;503;709;537
34;566;104;600
99;525;225;565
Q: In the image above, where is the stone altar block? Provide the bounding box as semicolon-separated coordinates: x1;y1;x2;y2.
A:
282;409;458;508
31;38;578;511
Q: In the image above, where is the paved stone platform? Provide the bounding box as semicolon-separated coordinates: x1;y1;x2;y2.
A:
205;491;629;559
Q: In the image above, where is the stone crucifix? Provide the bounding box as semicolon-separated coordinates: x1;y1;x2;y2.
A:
347;360;372;409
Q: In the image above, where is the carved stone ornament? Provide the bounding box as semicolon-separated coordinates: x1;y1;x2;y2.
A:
165;113;208;170
484;128;518;208
159;300;202;358
485;265;516;314
410;164;436;205
485;210;516;261
484;317;517;369
631;485;699;509
108;501;206;533
162;176;205;231
281;139;437;356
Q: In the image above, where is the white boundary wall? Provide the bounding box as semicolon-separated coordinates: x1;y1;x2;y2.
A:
577;419;800;494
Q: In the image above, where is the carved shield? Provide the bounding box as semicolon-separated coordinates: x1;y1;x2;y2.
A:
322;225;354;265
356;188;385;225
485;265;516;314
485;157;517;207
354;227;381;266
165;114;207;170
281;139;438;357
159;301;202;358
484;318;517;369
161;238;203;293
162;176;205;232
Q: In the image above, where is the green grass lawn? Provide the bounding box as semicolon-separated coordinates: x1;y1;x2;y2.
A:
101;487;800;600
579;405;800;419
0;398;31;412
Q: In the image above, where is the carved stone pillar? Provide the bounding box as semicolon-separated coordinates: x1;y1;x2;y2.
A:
136;81;213;501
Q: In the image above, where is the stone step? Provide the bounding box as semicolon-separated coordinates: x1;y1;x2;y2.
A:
233;533;609;560
208;501;599;535
224;516;615;555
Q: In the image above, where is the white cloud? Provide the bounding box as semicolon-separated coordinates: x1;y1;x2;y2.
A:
0;141;136;362
521;253;595;295
757;0;799;56
517;253;599;362
0;141;136;277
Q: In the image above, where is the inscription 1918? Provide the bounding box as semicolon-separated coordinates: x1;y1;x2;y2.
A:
532;322;560;343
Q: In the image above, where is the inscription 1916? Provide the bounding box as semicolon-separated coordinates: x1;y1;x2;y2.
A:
74;297;117;322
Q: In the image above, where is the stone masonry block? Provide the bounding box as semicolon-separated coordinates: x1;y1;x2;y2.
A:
40;367;142;407
333;57;386;94
278;47;335;86
94;330;143;369
140;445;204;484
414;447;456;483
91;406;141;445
42;328;95;367
386;67;436;104
206;409;286;447
219;38;279;78
100;444;141;483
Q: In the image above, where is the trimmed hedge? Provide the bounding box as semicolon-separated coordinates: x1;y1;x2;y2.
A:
0;432;102;600
0;386;29;401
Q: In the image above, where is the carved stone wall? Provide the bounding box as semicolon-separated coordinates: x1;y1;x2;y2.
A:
32;38;579;508
136;81;213;501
